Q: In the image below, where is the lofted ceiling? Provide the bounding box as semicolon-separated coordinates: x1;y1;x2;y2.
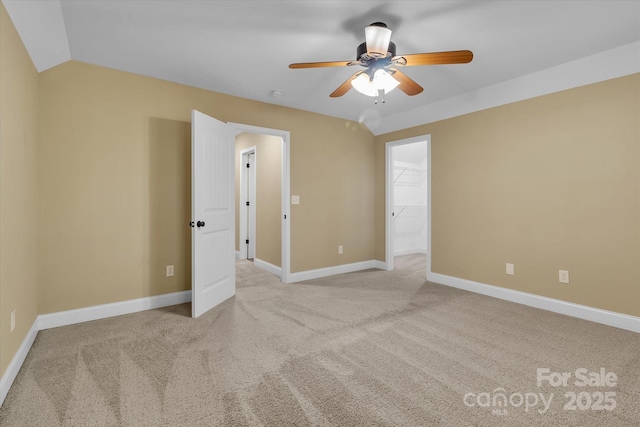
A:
3;1;640;135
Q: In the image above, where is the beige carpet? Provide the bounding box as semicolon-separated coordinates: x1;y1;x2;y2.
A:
1;254;638;426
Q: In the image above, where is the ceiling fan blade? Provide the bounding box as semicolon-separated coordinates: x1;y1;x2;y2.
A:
289;60;351;69
330;72;363;97
389;69;423;96
396;50;473;66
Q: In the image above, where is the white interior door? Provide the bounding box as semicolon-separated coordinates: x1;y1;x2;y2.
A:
191;110;235;318
247;152;256;259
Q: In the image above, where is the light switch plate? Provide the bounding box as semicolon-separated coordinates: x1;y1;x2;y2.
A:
292;195;300;205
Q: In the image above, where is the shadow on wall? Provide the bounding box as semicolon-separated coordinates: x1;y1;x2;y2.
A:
148;118;192;296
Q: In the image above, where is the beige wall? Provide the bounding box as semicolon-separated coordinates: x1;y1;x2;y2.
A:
0;3;40;377
375;74;640;317
38;60;376;314
290;119;376;272
235;132;282;267
148;119;192;297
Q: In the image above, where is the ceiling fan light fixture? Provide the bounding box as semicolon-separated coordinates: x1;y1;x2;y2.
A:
365;22;392;58
289;22;471;99
351;69;399;97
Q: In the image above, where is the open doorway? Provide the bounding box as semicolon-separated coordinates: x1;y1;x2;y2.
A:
180;115;290;317
385;135;431;274
232;124;290;282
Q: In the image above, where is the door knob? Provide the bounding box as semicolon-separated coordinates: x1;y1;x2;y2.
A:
197;221;205;228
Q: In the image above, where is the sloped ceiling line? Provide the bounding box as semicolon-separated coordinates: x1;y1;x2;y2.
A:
2;0;71;72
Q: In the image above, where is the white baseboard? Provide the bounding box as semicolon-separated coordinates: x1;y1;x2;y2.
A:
1;318;39;407
394;249;427;257
253;258;282;277
38;290;192;330
1;290;193;407
427;272;640;334
372;260;387;270
289;260;383;283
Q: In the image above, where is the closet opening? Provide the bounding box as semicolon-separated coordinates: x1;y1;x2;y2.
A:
385;135;431;273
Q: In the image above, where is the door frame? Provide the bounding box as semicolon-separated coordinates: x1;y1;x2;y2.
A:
238;146;257;260
385;134;431;275
229;122;291;283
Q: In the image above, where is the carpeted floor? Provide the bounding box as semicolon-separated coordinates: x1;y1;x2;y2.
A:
1;254;638;426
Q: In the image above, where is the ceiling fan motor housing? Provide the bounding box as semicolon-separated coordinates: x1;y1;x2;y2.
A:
357;41;396;61
357;41;397;81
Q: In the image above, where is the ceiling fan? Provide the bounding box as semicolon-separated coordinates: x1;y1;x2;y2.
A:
289;22;473;101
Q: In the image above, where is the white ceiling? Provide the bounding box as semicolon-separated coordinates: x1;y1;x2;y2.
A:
4;1;640;135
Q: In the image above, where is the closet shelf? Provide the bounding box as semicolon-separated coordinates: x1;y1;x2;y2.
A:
394;165;426;173
394;204;427;218
394;165;427;186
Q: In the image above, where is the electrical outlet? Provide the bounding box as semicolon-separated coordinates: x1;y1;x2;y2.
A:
166;265;174;277
11;310;15;332
292;195;300;205
338;245;343;254
506;263;514;275
559;270;569;284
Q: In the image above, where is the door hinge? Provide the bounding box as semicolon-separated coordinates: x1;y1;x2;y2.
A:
284;214;287;219
246;239;249;244
246;163;250;168
246;201;250;206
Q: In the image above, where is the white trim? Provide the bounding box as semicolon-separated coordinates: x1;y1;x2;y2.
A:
0;318;39;407
385;142;394;271
235;250;241;259
426;140;432;277
228;122;291;284
368;41;640;135
253;258;282;277
371;260;386;270
281;131;291;284
289;260;383;283
38;290;191;330
427;272;640;334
